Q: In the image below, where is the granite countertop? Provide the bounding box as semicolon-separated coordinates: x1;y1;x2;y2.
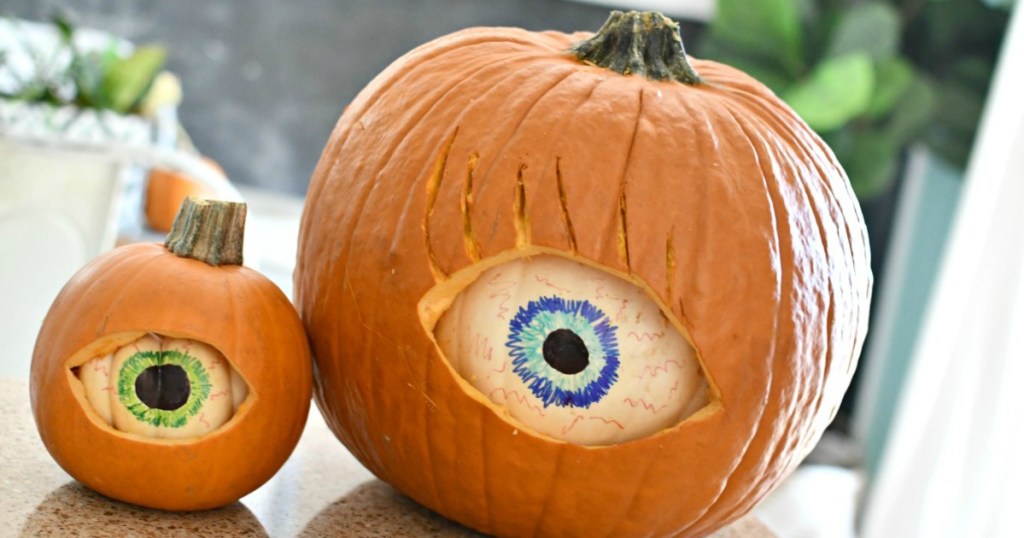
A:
0;376;774;537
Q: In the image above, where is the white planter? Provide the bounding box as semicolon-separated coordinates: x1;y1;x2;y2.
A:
0;99;156;379
0;100;241;379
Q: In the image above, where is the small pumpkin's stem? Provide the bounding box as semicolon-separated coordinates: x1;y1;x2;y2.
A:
165;197;245;266
572;10;702;85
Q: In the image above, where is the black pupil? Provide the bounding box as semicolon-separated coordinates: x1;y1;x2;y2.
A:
543;329;590;375
135;365;191;410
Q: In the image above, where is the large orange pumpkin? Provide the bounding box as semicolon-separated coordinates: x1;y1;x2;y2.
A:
32;198;312;511
295;11;871;537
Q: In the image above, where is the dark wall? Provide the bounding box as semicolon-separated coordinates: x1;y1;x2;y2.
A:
4;0;648;195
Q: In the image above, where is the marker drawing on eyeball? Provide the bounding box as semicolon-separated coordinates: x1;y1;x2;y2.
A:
436;255;708;445
76;334;248;440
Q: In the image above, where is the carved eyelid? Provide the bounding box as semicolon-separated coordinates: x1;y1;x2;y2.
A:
421;251;719;446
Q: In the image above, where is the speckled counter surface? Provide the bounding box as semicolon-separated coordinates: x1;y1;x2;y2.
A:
0;377;773;537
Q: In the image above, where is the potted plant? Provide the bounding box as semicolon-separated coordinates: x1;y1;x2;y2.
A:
0;13;183;379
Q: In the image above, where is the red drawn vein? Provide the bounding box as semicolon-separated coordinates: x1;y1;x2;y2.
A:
209;390;231;400
487;272;518;320
623;397;666;413
635;359;684;380
627;331;665;342
92;361;110;377
595;286;629;321
198;413;210;429
589;416;625;430
489;388;545;417
561;415;585;435
665;380;681;402
534;275;570;293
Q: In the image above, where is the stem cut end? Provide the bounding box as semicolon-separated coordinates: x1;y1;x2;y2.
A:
572;10;702;85
165;197;245;266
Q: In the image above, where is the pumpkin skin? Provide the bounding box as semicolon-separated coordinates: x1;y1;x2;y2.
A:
295;12;871;537
145;158;221;232
31;218;312;511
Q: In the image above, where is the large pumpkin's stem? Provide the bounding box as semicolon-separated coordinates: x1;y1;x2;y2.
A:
572;11;702;85
165;197;246;266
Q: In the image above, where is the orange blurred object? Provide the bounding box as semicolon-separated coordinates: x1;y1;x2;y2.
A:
144;157;224;232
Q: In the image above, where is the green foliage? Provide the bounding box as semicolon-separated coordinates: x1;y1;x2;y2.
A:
784;53;875;131
0;12;167;115
700;0;1010;199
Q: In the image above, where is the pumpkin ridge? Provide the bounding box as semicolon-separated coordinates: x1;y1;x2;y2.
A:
531;442;567;535
791;169;839;447
616;88;645;272
719;87;871;317
424;127;460;282
723;123;832;533
310;53;555;435
553;158;578;254
302;41;535;252
687;106;797;536
410;58;576;275
749;91;870;490
508;72;607;255
719;87;861;444
476;404;494;533
340;61;586;485
378;55;539;263
95;249;166;336
605;443;661;537
317;51;549;295
674;104;784;536
419;332;448;518
380;54;557;264
462;65;579;247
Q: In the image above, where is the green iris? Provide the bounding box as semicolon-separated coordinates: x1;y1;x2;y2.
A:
116;349;211;428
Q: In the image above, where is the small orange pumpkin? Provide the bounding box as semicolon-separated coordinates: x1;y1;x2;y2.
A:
296;11;871;537
144;157;223;232
32;198;312;511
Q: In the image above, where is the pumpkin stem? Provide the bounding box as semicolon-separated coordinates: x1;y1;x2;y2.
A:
571;10;702;85
165;197;246;266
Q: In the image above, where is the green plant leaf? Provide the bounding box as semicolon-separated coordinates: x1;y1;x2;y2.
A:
830;128;900;199
52;11;75;43
889;76;937;145
825;1;901;61
866;59;915;119
711;0;804;76
100;46;166;113
783;53;874;131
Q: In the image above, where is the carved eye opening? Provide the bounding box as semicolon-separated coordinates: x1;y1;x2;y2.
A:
69;333;249;441
422;251;717;446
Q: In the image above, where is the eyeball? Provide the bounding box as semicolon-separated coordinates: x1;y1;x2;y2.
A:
435;254;711;445
74;334;248;440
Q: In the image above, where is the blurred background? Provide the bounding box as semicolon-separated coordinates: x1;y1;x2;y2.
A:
1;1;1021;536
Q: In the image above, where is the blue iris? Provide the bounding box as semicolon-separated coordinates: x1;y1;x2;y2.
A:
506;296;620;408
